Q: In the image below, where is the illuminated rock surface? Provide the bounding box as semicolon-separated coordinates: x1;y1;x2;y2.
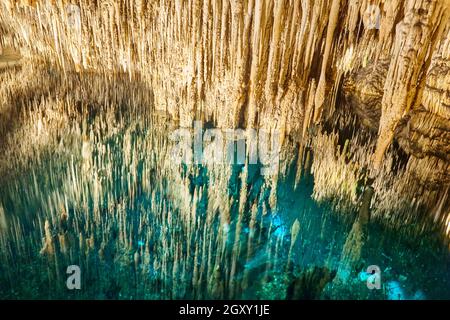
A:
0;0;449;299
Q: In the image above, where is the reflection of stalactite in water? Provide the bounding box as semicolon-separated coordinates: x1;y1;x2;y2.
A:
334;186;374;285
39;220;55;256
373;0;450;169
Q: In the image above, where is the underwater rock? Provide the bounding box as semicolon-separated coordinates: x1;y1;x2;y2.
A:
39;220;54;256
286;266;336;300
358;186;374;224
386;281;406;300
334;186;374;285
208;265;225;300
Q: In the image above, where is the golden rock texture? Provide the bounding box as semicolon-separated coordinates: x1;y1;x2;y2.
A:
343;9;450;189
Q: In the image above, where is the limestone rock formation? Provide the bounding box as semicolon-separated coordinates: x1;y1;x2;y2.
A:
343;20;450;189
334;187;374;286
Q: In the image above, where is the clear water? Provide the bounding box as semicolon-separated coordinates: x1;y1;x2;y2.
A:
0;109;448;300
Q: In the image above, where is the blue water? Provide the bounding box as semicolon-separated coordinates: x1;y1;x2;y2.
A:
0;113;448;300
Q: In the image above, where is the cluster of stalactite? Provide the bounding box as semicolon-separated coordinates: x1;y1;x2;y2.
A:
1;1;450;300
340;1;450;236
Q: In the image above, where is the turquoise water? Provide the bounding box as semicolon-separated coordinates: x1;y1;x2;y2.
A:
0;110;448;300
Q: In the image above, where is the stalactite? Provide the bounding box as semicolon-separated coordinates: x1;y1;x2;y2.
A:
378;0;403;58
314;0;339;123
0;0;449;300
373;0;450;169
334;186;374;286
